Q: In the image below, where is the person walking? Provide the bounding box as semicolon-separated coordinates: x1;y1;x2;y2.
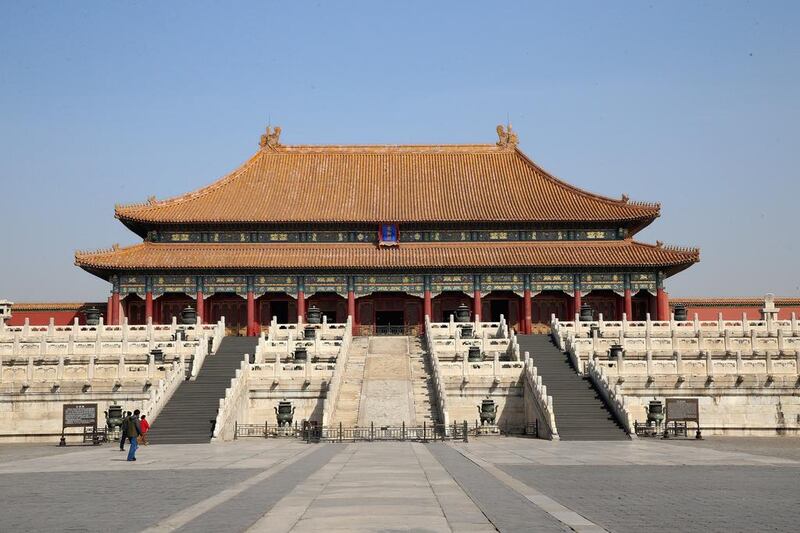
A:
119;411;131;451
126;410;142;462
139;414;150;445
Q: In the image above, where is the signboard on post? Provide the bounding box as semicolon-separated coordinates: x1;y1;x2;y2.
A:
63;403;98;428
666;398;699;423
666;398;702;439
61;403;98;446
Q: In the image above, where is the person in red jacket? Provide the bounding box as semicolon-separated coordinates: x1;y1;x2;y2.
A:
139;414;150;445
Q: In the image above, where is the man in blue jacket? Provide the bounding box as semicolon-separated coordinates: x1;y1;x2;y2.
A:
126;410;142;462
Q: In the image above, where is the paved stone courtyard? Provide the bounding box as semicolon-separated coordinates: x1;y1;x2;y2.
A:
1;437;798;532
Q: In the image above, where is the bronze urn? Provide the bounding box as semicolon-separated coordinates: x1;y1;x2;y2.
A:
478;399;497;425
646;399;665;427
468;346;482;362
180;306;196;325
275;400;296;427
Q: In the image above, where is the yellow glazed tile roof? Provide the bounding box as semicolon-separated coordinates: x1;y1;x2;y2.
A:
76;240;698;273
115;137;660;226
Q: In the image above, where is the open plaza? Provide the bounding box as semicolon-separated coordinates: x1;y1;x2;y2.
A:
2;437;800;532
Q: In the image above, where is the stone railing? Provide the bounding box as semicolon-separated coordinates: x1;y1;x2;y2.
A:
144;359;185;422
266;316;348;341
426;316;506;340
424;316;451;431
212;355;251;441
521;354;559;440
321;317;354;426
439;355;524;379
593;350;800;381
0;349;188;386
553;313;800;344
585;357;635;437
0;316;221;343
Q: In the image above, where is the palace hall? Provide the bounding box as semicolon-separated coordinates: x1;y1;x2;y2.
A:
75;125;699;335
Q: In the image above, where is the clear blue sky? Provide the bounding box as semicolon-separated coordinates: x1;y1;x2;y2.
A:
0;1;798;301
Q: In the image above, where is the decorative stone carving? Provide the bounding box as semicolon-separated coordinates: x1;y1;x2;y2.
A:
0;300;12;324
260;125;282;148
495;124;518;147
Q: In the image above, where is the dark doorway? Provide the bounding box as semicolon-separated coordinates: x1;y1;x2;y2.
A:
490;299;509;322
376;310;404;326
271;301;289;323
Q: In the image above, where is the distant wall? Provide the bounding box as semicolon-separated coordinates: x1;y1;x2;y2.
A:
670;298;800;321
7;303;105;326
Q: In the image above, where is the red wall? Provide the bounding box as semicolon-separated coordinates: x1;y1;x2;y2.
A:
681;305;800;321
7;304;105;326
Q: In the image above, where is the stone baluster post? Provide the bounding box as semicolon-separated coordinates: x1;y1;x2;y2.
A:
118;353;125;381
750;329;757;354
598;313;604;330
742;313;749;336
675;350;683;377
717;313;724;336
693;313;700;335
792;312;798;336
622;313;628;336
724;330;731;354
57;354;64;380
27;355;34;384
778;328;785;354
22;318;30;339
765;350;773;376
736;350;743;377
646;350;653;378
616;346;624;374
40;340;47;358
148;352;155;379
645;321;652;352
48;318;55;338
705;350;713;380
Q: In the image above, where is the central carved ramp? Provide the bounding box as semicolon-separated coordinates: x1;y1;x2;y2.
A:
358;337;415;426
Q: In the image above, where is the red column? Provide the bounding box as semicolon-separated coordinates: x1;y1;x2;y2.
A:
297;291;306;322
523;289;532;334
246;291;255;336
196;290;204;324
473;291;481;321
573;290;582;320
657;288;669;321
111;292;120;325
624;289;632;320
423;290;432;319
347;290;356;335
145;291;153;322
106;296;113;324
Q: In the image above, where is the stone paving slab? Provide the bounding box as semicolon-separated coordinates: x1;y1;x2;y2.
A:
501;464;800;533
428;444;571;532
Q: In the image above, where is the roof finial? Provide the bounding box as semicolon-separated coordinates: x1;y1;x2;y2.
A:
260;125;282;149
496;123;518;148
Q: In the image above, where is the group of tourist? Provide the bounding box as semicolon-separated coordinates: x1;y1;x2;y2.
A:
118;410;150;461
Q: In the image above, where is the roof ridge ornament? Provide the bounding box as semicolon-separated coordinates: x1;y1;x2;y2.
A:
496;124;519;148
260;125;282;149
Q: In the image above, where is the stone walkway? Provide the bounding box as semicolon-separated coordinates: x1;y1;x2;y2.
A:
1;437;798;532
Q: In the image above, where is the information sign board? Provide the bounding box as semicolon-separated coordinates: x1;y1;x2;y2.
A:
666;398;699;423
62;403;98;428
